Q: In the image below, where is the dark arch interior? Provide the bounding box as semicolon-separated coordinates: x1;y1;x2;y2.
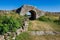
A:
26;10;36;20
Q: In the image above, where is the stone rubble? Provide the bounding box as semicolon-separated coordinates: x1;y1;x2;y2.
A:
0;35;5;40
30;31;60;35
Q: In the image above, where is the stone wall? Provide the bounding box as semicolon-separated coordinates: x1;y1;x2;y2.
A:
45;12;60;16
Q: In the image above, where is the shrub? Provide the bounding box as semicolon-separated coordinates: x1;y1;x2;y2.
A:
38;16;52;22
0;13;24;34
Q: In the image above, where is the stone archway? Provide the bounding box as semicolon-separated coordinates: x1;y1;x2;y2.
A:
16;5;45;20
24;10;36;20
29;10;36;20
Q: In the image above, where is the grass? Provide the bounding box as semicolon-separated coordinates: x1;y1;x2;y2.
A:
28;15;60;31
15;32;31;40
15;15;60;40
30;35;60;40
15;32;60;40
28;20;54;31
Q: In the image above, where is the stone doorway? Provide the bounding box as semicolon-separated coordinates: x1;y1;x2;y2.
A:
26;10;36;20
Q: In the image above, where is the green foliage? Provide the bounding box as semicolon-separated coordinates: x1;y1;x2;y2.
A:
38;15;60;25
38;16;52;22
0;24;9;34
0;13;24;34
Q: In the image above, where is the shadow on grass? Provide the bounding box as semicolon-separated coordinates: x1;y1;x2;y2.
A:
54;20;60;25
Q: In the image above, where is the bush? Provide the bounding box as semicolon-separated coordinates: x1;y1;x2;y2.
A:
38;16;52;22
0;13;24;34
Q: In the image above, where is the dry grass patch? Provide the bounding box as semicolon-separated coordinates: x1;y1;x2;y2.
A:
28;20;54;31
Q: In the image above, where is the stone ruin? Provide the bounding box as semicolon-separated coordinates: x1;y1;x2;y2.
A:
15;5;60;20
15;5;45;20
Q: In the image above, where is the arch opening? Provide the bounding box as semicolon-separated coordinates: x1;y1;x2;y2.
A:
25;10;36;20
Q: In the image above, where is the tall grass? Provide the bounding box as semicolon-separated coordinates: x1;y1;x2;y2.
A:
38;15;60;24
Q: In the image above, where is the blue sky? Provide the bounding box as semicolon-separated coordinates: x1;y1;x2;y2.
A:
0;0;60;12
